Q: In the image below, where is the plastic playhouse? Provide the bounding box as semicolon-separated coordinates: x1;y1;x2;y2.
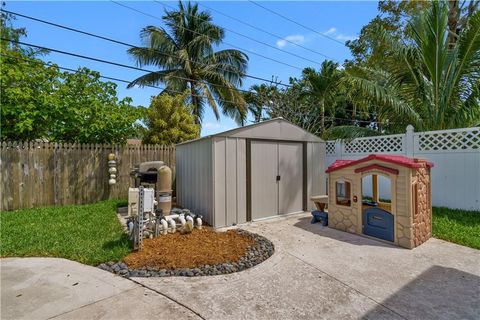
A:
325;154;433;249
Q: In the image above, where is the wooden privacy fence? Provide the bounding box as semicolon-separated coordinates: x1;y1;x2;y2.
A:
0;141;175;211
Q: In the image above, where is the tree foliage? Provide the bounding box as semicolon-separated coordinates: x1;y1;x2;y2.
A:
142;93;200;145
300;61;344;135
346;0;429;66
346;0;480;131
0;11;143;143
128;1;248;125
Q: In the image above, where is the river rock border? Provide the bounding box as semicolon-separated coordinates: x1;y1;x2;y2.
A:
98;229;274;277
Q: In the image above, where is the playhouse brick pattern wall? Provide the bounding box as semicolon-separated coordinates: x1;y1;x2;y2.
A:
412;166;432;247
326;155;433;249
394;173;414;249
327;168;360;234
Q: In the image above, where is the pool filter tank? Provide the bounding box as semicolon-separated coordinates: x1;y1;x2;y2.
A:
157;165;173;214
130;161;173;214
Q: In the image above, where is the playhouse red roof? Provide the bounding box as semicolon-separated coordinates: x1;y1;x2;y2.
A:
326;154;434;173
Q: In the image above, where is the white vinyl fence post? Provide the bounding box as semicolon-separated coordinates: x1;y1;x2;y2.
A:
335;139;343;159
405;125;414;157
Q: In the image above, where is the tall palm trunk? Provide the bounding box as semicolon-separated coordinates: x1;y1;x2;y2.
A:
319;99;325;137
448;0;459;48
190;81;201;125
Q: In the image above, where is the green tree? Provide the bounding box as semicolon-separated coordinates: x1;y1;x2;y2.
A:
300;61;344;136
346;1;478;66
49;69;144;143
346;0;429;67
0;51;60;141
244;83;282;124
142;93;200;145
347;0;480;131
127;1;248;125
1;11;143;143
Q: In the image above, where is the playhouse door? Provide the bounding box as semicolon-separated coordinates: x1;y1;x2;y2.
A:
363;208;394;242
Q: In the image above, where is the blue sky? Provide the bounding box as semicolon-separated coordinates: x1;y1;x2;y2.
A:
5;1;379;136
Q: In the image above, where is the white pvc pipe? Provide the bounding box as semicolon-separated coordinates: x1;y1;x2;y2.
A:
178;214;186;228
160;219;168;235
195;217;202;229
167;218;176;233
185;215;194;226
163;214;179;220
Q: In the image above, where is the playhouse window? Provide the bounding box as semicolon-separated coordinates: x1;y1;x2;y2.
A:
336;181;351;206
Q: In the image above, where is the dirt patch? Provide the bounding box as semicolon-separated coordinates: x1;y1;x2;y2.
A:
123;228;255;269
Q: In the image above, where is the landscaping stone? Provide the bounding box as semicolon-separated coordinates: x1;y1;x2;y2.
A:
97;229;274;278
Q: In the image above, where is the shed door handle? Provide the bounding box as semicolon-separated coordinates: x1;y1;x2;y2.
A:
276;175;281;181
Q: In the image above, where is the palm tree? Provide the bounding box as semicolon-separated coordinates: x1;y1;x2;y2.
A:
301;61;343;136
244;83;282;124
347;0;480;131
127;1;248;125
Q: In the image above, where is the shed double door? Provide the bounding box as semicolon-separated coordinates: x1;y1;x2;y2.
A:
250;140;304;220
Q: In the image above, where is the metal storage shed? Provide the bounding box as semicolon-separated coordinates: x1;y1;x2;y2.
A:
176;118;326;228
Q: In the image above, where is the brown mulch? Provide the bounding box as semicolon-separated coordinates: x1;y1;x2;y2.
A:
123;228;255;269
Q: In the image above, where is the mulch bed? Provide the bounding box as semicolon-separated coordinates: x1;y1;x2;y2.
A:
98;229;274;277
124;227;254;269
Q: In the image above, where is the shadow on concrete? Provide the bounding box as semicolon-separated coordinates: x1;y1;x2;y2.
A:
293;216;396;248
362;265;480;320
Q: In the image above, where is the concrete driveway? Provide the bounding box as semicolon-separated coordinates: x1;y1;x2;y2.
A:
0;258;199;320
2;212;479;319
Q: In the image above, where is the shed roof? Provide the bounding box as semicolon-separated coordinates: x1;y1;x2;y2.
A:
177;118;323;146
326;154;434;173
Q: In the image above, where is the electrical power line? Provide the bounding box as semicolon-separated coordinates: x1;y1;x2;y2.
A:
0;8;291;89
197;2;337;61
0;52;249;106
154;0;335;63
1;52;385;125
110;0;303;71
248;0;347;46
0;38;262;104
1;9;382;123
0;38;288;96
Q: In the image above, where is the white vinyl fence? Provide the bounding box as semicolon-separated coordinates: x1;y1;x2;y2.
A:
326;126;480;211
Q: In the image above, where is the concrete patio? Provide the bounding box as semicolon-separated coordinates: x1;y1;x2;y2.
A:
2;212;479;319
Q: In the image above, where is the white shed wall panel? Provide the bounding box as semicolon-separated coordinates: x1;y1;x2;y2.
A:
177;118;327;228
278;142;304;214
307;142;326;210
176;138;214;226
250;141;279;220
213;137;247;227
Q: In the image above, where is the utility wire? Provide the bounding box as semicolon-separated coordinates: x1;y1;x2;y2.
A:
155;0;335;62
0;8;291;88
1;52;384;125
1;38;285;97
110;0;303;71
248;0;347;46
0;38;262;106
197;2;337;61
0;52;249;106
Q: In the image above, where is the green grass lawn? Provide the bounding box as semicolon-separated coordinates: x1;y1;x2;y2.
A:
432;207;480;249
0;200;130;265
1;202;478;265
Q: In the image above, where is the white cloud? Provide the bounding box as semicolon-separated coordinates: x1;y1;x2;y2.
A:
322;27;357;42
323;27;337;36
276;34;305;48
336;34;358;42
